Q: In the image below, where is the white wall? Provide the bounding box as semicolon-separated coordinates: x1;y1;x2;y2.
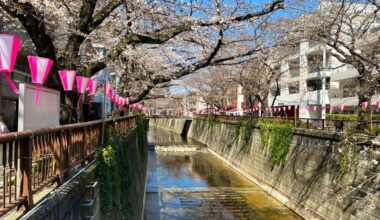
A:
18;83;60;131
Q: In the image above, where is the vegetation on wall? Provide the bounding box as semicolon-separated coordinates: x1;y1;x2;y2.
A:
97;117;148;218
196;116;294;168
195;117;202;131
235;120;257;152
327;113;380;121
207;115;222;130
265;123;293;168
258;121;294;168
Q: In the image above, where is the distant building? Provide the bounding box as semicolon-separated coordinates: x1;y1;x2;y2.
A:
268;3;380;119
89;44;116;117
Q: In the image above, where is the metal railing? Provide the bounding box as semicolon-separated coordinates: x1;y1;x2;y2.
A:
193;114;380;132
0;116;138;216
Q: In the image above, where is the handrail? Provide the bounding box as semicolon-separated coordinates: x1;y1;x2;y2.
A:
0;115;138;216
151;114;379;131
0;116;136;142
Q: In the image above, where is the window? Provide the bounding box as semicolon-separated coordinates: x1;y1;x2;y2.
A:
307;54;323;73
288;82;299;94
306;77;330;91
340;79;356;98
289;60;300;78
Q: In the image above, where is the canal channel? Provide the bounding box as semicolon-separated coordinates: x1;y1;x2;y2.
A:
144;126;302;220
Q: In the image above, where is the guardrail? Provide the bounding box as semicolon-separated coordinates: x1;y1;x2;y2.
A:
193;114;380;132
0;116;138;216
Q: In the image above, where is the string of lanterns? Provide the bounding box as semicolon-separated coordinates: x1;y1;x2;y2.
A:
199;102;378;115
0;34;146;113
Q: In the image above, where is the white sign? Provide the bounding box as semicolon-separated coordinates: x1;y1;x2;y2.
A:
18;83;60;131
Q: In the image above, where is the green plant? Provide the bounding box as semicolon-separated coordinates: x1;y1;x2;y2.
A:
195;117;202;130
97;117;148;218
259;122;271;149
258;121;294;168
230;119;258;154
207;115;222;130
371;127;380;135
241;120;256;152
268;123;293;168
327;113;380;121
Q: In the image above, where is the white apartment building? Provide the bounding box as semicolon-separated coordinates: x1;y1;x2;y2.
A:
268;2;380;119
268;40;380;119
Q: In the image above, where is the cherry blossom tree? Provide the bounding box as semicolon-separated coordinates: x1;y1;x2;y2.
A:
293;0;380;129
0;0;285;109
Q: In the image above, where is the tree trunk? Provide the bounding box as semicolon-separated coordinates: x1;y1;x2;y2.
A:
357;94;371;131
356;71;375;131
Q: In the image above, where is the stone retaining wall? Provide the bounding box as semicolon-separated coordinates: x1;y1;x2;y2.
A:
149;118;380;220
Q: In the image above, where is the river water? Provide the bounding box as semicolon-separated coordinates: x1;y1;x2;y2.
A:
144;126;302;220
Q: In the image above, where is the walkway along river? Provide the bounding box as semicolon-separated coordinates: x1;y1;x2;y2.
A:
144;126;302;220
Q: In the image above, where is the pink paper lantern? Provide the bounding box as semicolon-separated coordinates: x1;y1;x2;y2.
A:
28;56;54;103
362;101;369;109
288;106;292;110
283;107;286;111
313;106;318;111
103;83;112;95
306;105;310;111
87;79;99;95
112;92;116;101
115;94;120;104
330;106;335;113
377;101;380;109
76;76;89;94
340;104;345;112
126;98;129;105
58;70;76;91
0;34;22;94
109;88;113;98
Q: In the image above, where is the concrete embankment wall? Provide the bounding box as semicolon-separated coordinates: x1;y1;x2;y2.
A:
149;117;380;220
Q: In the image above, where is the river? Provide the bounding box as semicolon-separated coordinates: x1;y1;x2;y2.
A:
144;126;302;220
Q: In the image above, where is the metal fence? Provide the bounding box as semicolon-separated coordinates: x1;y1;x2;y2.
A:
193;114;380;132
0;116;137;216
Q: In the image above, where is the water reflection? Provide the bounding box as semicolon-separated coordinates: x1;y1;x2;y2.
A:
148;126;202;146
145;126;303;220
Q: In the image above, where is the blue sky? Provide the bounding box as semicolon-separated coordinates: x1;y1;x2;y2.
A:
170;0;320;95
